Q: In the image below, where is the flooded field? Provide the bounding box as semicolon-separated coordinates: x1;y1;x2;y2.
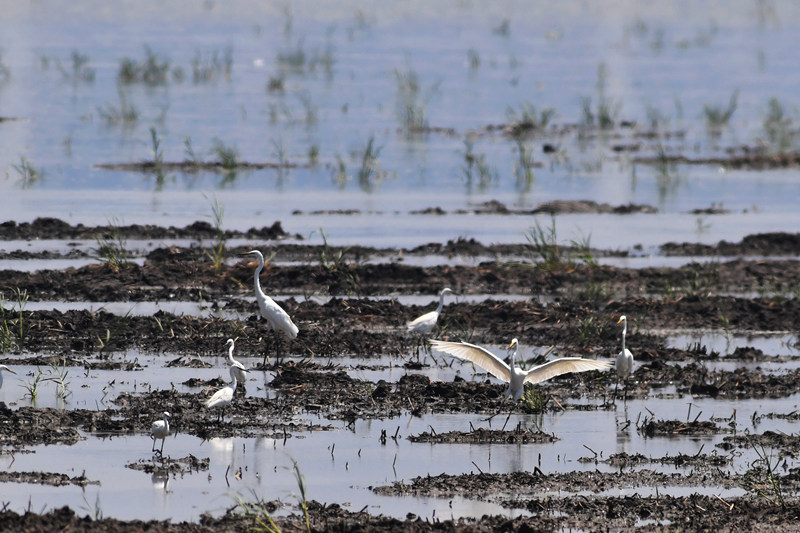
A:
3;1;800;531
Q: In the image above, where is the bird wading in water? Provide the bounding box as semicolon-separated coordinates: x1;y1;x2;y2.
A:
150;411;171;454
615;315;634;401
240;249;298;367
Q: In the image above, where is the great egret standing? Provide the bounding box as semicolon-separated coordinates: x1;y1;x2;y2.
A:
225;338;248;391
205;366;237;422
430;338;611;401
615;315;634;401
150;411;171;454
0;365;17;390
407;288;454;356
407;288;454;335
241;249;299;366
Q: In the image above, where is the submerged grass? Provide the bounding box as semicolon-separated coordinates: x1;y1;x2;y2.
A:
762;97;796;152
506;103;555;135
211;138;240;170
118;45;173;86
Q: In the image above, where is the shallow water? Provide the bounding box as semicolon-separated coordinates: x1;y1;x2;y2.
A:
2;0;800;524
1;2;799;250
666;331;799;356
1;390;794;522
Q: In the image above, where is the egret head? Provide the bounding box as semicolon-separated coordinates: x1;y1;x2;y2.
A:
0;365;16;374
163;411;171;418
226;338;235;348
441;287;453;296
507;338;519;359
240;250;267;270
616;315;627;325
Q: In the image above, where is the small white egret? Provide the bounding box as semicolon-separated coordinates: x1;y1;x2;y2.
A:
205;366;238;422
150;411;171;454
225;338;248;389
615;315;634;400
430;338;612;401
0;365;17;390
407;288;454;334
241;249;299;365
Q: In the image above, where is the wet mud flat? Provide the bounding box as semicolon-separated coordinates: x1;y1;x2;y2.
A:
2;219;800;531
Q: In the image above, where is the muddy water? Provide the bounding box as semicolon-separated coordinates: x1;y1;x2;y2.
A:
1;350;799;522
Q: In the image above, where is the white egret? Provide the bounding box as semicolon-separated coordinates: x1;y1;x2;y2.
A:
241;249;298;365
407;288;453;334
205;366;237;422
225;338;248;390
150;411;171;454
615;315;634;400
0;364;17;390
430;338;611;401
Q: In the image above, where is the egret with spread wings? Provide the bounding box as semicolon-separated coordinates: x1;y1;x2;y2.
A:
430;338;611;401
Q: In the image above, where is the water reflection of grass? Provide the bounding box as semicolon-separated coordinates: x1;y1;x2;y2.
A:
97;89;138;126
394;66;438;134
12;156;44;189
461;138;496;193
703;89;738;137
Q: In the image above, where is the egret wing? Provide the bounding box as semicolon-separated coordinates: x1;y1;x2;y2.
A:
523;357;611;385
205;387;233;408
430;340;511;383
259;296;299;338
407;310;436;331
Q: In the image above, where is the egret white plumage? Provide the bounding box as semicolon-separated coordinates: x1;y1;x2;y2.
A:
241;249;299;366
150;411;171;454
225;338;248;389
407;288;453;334
430;338;611;401
205;366;237;422
615;315;634;400
0;364;17;390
